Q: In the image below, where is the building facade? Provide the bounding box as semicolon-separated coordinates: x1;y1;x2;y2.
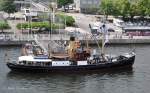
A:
74;0;101;14
14;0;31;10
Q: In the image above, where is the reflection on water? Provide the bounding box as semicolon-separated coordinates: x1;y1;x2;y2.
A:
1;45;150;93
7;67;134;80
6;68;134;93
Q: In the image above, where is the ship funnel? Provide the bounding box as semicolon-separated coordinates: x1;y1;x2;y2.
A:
70;36;75;41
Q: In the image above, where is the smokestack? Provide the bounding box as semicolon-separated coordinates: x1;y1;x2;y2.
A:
70;36;75;41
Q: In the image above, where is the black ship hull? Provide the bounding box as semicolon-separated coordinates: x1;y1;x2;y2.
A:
7;56;135;72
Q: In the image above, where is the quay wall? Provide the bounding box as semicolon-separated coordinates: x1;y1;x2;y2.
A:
82;39;150;45
0;40;33;46
0;39;150;46
1;34;150;46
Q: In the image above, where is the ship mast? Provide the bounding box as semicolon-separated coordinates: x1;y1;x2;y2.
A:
101;13;107;60
101;24;106;55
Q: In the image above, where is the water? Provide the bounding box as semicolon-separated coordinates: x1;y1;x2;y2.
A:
0;45;150;93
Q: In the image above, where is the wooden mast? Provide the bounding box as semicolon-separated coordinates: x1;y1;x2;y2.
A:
86;33;89;49
101;13;107;61
101;24;106;55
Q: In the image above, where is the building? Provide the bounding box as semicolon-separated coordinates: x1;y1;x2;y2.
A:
124;26;150;36
14;0;31;10
23;8;38;21
74;0;101;14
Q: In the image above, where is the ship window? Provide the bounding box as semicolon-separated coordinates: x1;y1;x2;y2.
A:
23;61;26;64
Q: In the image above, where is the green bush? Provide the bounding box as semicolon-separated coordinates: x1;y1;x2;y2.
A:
16;22;64;30
65;16;75;26
0;21;11;32
37;12;75;26
56;14;75;26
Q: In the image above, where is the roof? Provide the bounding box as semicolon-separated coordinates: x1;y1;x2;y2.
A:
19;56;52;62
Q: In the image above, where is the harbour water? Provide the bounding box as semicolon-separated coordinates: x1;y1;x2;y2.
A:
0;45;150;93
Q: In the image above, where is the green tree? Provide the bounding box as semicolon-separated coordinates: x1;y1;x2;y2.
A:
57;0;73;6
114;0;130;19
56;14;75;26
0;21;11;33
138;0;150;16
99;0;115;19
99;0;150;20
128;1;141;21
0;0;17;16
57;0;73;11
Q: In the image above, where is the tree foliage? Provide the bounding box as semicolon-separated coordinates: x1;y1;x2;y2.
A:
57;0;73;7
138;0;150;16
100;0;115;17
0;21;11;33
129;2;140;19
114;0;130;18
0;0;17;14
56;14;75;26
99;0;150;19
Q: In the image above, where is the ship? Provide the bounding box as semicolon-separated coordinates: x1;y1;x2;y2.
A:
6;24;136;72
